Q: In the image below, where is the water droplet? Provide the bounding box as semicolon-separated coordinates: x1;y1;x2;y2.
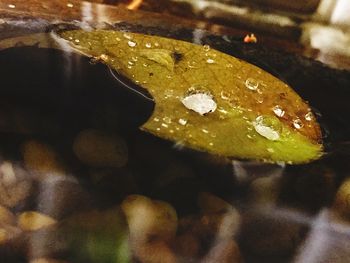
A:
293;119;304;129
220;91;230;100
178;118;187;126
74;39;80;43
253;116;281;141
226;63;233;68
143;63;149;67
128;40;137;47
145;43;152;48
66;3;74;8
156;128;161;131
273;105;285;118
218;108;228;114
128;61;134;66
131;56;138;62
206;58;215;64
116;37;121;41
169;130;174;133
267;148;275;153
8;4;16;8
202;129;209;134
164;89;174;99
305;112;313;121
163;117;172;124
153;117;160;122
209;142;214;146
187;60;198;68
161;123;169;128
203;44;210;51
245;78;259;91
154;42;160;47
181;93;217;115
123;33;132;39
257;96;264;104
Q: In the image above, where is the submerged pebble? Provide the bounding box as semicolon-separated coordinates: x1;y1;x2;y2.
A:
0;205;16;225
202;239;242;263
0;161;32;208
333;178;350;218
18;211;57;232
30;258;68;263
134;240;177;263
121;195;177;243
0;224;22;245
22;140;66;176
73;129;128;168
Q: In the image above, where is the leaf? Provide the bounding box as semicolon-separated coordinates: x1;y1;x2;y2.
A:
47;30;324;163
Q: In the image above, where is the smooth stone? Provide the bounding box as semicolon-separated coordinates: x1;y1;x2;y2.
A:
0;161;32;208
121;195;177;243
36;175;92;220
22;140;66;176
18;211;57;232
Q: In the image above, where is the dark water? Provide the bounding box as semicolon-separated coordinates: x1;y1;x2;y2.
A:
0;22;350;263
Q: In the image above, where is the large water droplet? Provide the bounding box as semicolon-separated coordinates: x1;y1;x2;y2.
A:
181;92;217;115
273;105;285;118
163;117;172;124
245;78;259;91
145;43;152;48
253;116;281;141
178;118;188;126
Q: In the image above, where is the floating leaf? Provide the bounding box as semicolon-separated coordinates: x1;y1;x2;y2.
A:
58;29;323;164
11;29;322;163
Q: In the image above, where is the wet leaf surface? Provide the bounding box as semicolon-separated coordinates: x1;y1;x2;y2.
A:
58;29;323;164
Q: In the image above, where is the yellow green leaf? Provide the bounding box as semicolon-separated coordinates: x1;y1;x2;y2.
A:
59;29;323;164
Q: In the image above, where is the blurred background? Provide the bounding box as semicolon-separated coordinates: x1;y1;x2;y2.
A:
88;0;350;70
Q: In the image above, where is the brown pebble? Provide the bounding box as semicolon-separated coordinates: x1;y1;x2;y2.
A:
173;233;199;260
18;211;57;231
134;240;177;263
202;239;242;263
0;161;32;208
0;224;22;245
122;195;177;243
30;258;68;263
333;178;350;218
240;211;303;257
0;205;16;225
73;129;128;168
22;140;65;175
